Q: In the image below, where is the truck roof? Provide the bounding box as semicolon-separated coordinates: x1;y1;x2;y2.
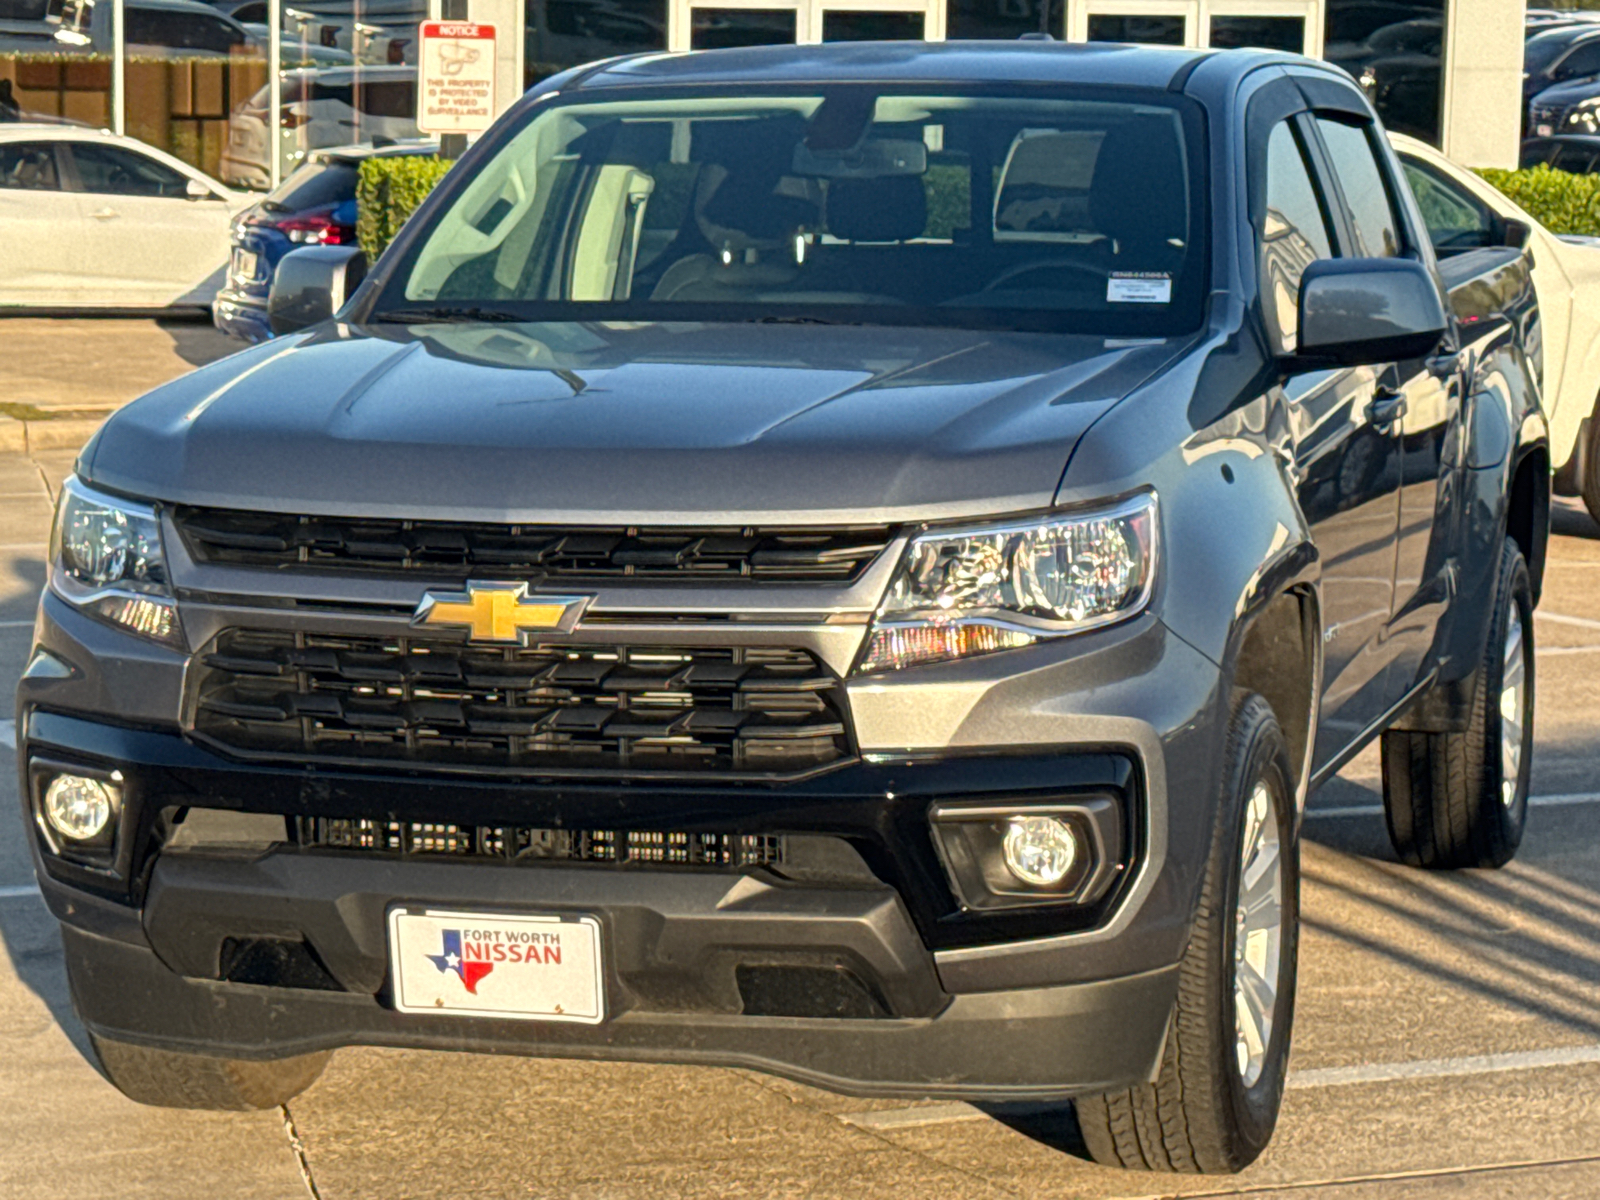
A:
569;39;1300;95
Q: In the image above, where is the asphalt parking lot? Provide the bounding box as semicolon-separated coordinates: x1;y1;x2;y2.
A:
5;319;1600;1200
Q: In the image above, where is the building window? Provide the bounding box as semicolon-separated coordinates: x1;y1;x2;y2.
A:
1210;15;1305;53
526;0;669;87
947;0;1063;40
823;9;925;39
1086;13;1185;44
1323;0;1446;146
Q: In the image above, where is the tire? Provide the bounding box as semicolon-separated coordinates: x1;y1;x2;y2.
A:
1582;416;1600;528
1381;536;1533;870
89;1033;330;1111
1076;693;1300;1174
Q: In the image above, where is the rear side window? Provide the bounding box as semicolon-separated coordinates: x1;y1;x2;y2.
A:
264;161;359;212
1260;120;1334;354
1316;117;1403;258
1555;40;1600;80
1401;158;1496;253
0;142;62;191
69;142;189;198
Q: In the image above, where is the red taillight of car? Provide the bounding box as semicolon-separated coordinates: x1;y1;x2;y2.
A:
274;214;352;245
280;110;309;130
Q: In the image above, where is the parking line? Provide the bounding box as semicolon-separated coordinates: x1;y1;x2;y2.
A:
1307;791;1600;820
0;619;35;628
839;1044;1600;1131
1536;611;1600;631
0;883;40;901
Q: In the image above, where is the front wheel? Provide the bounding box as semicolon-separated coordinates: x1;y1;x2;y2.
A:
1076;693;1300;1174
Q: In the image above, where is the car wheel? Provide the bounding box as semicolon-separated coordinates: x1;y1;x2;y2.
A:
1076;693;1300;1174
1381;536;1533;869
89;1033;330;1111
1582;414;1600;528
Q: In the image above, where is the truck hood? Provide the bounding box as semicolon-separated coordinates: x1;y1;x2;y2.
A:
84;320;1186;525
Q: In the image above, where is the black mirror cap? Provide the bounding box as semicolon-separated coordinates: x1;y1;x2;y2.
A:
1294;257;1448;368
267;245;368;336
1503;217;1533;249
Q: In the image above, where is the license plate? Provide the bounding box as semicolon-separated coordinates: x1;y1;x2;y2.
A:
387;907;605;1023
231;248;258;281
1537;123;1554;137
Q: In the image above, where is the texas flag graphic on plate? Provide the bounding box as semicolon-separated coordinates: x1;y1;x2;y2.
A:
388;908;604;1023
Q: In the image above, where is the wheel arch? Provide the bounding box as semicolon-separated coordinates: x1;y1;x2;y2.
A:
1507;443;1551;605
1228;584;1319;814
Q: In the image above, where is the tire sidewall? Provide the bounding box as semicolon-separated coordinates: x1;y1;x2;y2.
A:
1216;701;1300;1153
1484;539;1534;847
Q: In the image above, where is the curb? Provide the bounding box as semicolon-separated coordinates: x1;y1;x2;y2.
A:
0;414;109;456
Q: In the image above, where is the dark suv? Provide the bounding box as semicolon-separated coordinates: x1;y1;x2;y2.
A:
17;42;1546;1174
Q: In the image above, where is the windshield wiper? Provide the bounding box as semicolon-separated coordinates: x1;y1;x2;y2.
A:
370;306;527;325
749;315;857;326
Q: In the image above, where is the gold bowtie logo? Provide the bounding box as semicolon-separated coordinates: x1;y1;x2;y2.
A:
412;582;590;643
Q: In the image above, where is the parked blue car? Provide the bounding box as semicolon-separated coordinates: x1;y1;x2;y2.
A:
212;140;437;343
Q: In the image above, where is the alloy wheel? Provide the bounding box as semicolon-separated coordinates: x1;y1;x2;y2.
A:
1233;781;1284;1089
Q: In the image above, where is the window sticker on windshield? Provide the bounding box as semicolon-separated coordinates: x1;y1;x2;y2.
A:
1107;273;1173;304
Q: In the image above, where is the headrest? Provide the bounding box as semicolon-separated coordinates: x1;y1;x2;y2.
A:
1087;122;1189;253
827;175;927;243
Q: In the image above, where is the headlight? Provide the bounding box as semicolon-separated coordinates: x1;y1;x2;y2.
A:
50;476;182;648
857;493;1157;673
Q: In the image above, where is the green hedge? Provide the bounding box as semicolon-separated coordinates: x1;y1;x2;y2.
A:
356;155;453;263
1477;163;1600;237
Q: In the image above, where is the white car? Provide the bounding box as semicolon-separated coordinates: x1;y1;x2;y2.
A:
1392;133;1600;520
0;125;251;310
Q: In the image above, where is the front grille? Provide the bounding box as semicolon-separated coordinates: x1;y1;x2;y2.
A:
296;817;785;867
191;630;851;776
174;508;891;584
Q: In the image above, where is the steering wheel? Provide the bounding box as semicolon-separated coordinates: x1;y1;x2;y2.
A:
979;259;1107;293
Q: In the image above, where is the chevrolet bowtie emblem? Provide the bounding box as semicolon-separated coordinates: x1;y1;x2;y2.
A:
412;582;590;643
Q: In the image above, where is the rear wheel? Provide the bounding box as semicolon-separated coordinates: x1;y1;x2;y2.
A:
89;1033;330;1111
1581;415;1600;527
1076;693;1300;1174
1381;536;1533;869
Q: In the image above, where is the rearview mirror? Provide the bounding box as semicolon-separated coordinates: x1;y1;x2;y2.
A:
268;245;367;335
1294;258;1448;367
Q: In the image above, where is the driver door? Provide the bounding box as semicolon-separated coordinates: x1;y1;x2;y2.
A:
1258;114;1404;773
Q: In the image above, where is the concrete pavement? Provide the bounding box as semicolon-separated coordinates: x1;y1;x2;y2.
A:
4;319;1600;1198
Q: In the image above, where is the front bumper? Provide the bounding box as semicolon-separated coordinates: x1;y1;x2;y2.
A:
19;577;1226;1099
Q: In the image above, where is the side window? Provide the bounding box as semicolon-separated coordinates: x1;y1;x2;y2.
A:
68;143;189;198
1400;158;1497;254
1555;41;1600;81
1316;117;1403;258
0;142;62;190
1261;119;1335;354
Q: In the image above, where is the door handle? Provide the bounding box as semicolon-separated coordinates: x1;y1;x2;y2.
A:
1366;388;1407;432
89;207;118;220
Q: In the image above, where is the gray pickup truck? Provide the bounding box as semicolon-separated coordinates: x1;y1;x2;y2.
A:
16;40;1547;1174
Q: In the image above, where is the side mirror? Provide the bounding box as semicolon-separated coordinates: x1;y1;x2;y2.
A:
1502;217;1532;249
268;245;367;335
185;177;214;201
1294;257;1448;368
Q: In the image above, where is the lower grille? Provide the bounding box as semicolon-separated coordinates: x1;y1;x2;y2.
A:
296;817;786;868
191;630;851;776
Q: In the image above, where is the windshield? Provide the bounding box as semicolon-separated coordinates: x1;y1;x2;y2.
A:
376;85;1207;335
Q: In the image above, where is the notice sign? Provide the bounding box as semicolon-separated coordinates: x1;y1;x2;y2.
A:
418;21;497;135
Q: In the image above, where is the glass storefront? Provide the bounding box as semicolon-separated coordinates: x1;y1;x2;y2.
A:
0;0;1453;194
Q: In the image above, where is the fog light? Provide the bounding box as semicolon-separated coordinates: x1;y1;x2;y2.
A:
43;774;118;842
1001;815;1080;887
